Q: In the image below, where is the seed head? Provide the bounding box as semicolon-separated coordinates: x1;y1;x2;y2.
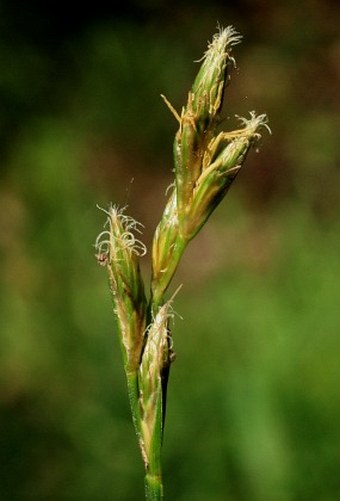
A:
154;32;270;298
139;300;174;465
95;205;147;371
172;26;243;235
183;112;270;240
191;25;242;129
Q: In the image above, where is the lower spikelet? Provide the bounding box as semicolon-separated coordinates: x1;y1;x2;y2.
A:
95;203;147;372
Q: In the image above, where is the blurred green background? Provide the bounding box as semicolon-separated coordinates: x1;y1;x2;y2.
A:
1;0;339;499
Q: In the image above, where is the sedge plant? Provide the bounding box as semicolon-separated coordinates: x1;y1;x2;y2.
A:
95;25;270;500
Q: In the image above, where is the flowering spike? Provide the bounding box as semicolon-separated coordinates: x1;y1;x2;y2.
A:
95;205;147;372
152;28;270;293
191;26;242;128
172;26;244;239
138;294;178;472
96;25;269;500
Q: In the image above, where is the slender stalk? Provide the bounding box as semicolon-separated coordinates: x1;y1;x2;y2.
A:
126;371;142;439
144;393;163;500
145;473;163;500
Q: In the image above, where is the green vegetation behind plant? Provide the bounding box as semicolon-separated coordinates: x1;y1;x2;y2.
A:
0;4;339;500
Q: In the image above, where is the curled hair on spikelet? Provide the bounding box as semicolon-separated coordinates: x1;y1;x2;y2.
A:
95;204;147;265
235;111;272;140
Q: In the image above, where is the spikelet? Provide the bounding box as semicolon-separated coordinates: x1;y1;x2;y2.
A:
138;300;174;468
152;27;270;303
173;27;242;227
95;205;147;372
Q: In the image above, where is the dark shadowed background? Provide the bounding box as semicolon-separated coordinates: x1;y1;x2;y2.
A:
1;0;340;499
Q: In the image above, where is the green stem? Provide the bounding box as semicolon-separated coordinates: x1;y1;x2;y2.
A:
145;473;163;500
126;371;142;442
145;376;164;500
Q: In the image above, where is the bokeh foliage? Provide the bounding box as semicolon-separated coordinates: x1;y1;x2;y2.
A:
1;1;340;499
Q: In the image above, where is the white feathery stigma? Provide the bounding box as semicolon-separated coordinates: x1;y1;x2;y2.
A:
95;204;147;263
